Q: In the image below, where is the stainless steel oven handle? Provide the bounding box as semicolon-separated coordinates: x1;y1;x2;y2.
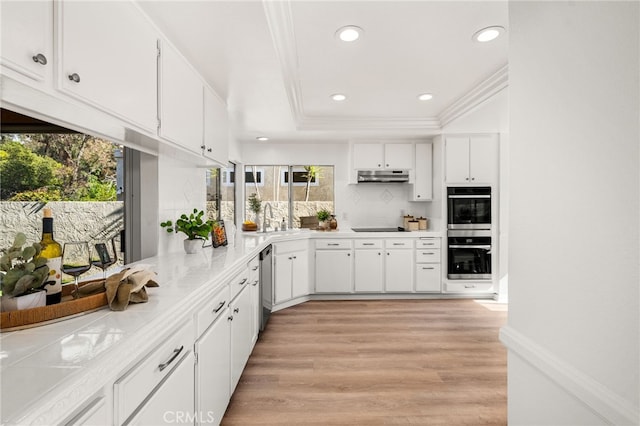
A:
448;195;491;199
448;245;492;249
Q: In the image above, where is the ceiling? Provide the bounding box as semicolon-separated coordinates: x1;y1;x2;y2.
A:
137;0;508;143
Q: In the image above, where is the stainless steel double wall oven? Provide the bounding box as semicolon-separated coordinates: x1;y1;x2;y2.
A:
447;187;492;280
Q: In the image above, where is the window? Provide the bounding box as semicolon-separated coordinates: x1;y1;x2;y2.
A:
206;163;236;225
244;165;334;229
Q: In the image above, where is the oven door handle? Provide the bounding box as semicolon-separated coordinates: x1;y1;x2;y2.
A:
448;194;491;199
448;245;492;249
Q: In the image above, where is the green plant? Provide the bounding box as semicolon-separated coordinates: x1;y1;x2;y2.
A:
0;233;49;297
160;209;214;240
248;193;261;214
317;209;331;222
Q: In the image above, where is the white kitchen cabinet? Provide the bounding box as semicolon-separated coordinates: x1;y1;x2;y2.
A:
415;238;441;292
353;240;384;292
445;135;497;184
352;142;413;170
203;86;229;165
229;283;254;393
57;1;158;133
384;239;414;292
273;241;309;304
248;256;260;343
159;39;204;155
412;143;433;201
114;320;194;425
444;281;494;293
1;0;52;84
315;239;354;293
194;286;231;426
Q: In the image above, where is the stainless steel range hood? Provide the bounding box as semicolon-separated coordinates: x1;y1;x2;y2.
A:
357;170;410;183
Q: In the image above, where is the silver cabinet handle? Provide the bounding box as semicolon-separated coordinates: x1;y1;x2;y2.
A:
233;307;239;313
417;195;421;198
465;284;476;288
448;245;491;249
362;243;375;246
378;252;381;255
347;253;351;256
32;53;47;65
422;252;435;255
68;73;80;83
252;266;259;271
158;346;183;372
228;315;234;321
200;145;206;150
422;267;435;270
392;243;405;246
292;256;297;259
327;243;340;246
288;256;292;260
238;278;247;285
213;301;225;313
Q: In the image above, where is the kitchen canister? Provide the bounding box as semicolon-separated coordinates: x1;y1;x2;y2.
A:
408;220;419;231
417;217;428;230
403;215;414;229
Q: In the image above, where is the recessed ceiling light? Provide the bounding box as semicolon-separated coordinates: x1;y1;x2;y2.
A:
473;26;505;43
418;93;433;101
256;136;269;141
336;26;362;42
331;93;347;102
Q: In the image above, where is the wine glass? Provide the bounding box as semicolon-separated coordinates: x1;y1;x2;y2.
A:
62;242;91;299
91;238;117;280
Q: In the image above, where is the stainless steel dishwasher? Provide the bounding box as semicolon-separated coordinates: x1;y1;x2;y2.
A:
259;244;272;331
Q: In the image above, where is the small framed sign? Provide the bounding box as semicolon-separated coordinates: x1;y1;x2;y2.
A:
212;220;228;248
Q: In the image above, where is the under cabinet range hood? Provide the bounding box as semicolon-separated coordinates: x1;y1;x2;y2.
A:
357;170;410;183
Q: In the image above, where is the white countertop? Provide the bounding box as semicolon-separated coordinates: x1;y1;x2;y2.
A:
0;229;442;425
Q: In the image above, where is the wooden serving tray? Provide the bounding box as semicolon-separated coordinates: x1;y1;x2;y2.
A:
1;280;108;332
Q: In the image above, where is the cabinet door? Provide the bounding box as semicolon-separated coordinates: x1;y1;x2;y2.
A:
1;0;51;82
274;254;293;303
415;264;441;292
445;136;470;183
384;250;414;292
315;250;353;293
195;313;230;426
413;143;433;201
384;143;413;169
159;40;204;154
230;285;254;392
291;251;309;299
353;143;384;169
354;250;384;292
469;135;497;183
203;86;229;165
58;1;157;132
128;351;195;426
251;278;260;343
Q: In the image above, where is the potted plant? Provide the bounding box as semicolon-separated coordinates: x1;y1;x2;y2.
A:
245;193;261;231
160;209;214;254
0;232;49;311
316;208;331;230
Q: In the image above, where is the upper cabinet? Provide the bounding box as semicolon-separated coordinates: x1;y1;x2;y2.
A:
412;143;433;201
203;86;229;165
445;135;498;184
352;142;413;170
57;1;158;133
1;1;52;84
158;40;204;156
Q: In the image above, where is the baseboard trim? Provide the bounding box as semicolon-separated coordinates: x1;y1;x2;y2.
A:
500;325;638;425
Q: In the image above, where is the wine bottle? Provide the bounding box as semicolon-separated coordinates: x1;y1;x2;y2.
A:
40;207;63;304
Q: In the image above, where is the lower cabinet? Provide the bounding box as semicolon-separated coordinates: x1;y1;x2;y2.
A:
415;264;442;292
274;241;309;304
354;240;384;292
194;304;231;425
229;283;254;392
384;239;414;292
315;240;353;293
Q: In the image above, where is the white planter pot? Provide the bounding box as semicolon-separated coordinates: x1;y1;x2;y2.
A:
183;239;203;254
1;289;47;312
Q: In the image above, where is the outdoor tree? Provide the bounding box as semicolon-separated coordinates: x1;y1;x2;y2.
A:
302;165;322;201
0;140;62;200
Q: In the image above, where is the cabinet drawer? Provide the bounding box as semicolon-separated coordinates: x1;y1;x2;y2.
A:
229;267;250;300
385;239;414;249
195;285;230;337
315;239;353;249
445;282;494;293
354;239;383;249
416;238;441;249
115;319;194;424
275;240;308;254
416;249;441;264
248;255;260;284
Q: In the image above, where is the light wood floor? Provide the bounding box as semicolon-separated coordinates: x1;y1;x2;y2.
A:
222;299;507;425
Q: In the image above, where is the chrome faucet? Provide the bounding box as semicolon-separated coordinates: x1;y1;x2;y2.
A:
262;202;274;232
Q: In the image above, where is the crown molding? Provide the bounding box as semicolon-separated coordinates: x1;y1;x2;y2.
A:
264;0;507;132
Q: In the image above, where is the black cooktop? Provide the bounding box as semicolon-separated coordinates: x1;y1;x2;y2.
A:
351;227;406;232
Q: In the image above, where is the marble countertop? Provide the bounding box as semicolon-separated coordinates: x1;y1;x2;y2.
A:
0;229;442;424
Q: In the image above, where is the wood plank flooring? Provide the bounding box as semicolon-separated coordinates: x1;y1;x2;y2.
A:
222;299;507;425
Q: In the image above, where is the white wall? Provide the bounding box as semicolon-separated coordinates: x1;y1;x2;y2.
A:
240;142;430;229
505;1;639;424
